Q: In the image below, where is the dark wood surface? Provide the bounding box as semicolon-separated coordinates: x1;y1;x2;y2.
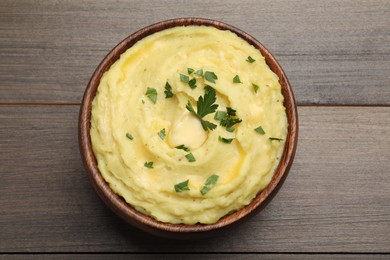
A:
1;0;389;104
1;106;389;253
1;0;389;256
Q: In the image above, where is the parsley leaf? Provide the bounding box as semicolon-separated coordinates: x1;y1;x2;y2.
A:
126;133;134;140
269;137;283;142
233;75;242;83
174;179;190;192
196;87;219;118
204;71;218;83
145;87;157;104
214;107;242;132
164;82;174;98
185;153;196;162
144;161;153;168
175;144;190;152
157;128;166;140
252;83;259;93
200;174;219;195
246;56;256;63
195;69;204;76
186;87;219;131
226;126;235;132
254;126;265;135
226;107;236;116
218;136;234;144
180;74;189;83
188;78;197;89
187;68;194;74
214;111;227;120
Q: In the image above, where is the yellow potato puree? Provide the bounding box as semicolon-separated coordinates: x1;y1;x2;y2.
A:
90;26;288;224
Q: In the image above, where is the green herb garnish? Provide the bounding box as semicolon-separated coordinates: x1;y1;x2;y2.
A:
233;75;242;83
195;69;204;76
226;107;236;116
145;87;157;104
246;56;256;63
188;78;197;89
269;137;283;142
144;161;153;168
126;133;134;140
175;144;190;152
164;82;174;98
214;107;242;131
200;174;219;195
180;74;189;83
186;87;219;131
174;179;190;192
204;71;218;83
214;111;227;121
226;126;235;132
187;68;194;74
254;126;265;135
157;128;166;140
185;153;196;162
252;83;259;93
218;136;234;144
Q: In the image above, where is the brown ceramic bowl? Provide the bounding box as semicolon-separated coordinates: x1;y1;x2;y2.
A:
79;18;298;239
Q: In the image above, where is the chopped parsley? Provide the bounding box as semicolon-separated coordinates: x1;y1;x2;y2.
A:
126;133;134;140
187;68;194;74
188;78;197;89
145;87;157;104
226;107;236;116
175;144;190;152
215;107;242;132
157;128;166;140
204;71;218;83
200;174;219;195
186;87;219;131
233;75;242;83
174;179;190;192
269;137;283;142
185;153;196;162
252;83;259;93
144;161;153;168
195;69;204;76
180;73;189;83
254;126;265;135
226;126;235;132
218;136;234;144
246;56;256;63
164;82;174;98
214;111;227;121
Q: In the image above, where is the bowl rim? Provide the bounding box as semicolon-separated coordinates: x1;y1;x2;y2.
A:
79;17;298;237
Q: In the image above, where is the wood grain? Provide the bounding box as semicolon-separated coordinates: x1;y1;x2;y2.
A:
0;0;389;104
0;254;389;260
1;105;389;252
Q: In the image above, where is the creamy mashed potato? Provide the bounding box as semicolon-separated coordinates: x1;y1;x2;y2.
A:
90;26;287;224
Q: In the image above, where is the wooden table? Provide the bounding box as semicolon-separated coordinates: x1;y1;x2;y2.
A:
1;0;389;258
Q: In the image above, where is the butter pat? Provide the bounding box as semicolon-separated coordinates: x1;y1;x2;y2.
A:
168;112;207;150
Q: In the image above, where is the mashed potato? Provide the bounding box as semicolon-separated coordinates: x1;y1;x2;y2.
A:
90;26;287;224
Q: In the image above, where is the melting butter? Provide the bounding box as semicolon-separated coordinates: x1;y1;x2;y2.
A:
168;111;207;149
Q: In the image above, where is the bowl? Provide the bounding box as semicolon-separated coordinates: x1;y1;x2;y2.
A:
79;17;298;238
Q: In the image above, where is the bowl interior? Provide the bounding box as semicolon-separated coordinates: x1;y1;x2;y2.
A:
79;18;298;238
